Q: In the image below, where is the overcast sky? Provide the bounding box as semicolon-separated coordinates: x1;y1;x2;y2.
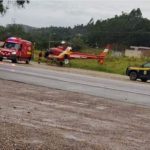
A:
0;0;150;28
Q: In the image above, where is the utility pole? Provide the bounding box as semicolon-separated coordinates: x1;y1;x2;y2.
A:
48;35;50;49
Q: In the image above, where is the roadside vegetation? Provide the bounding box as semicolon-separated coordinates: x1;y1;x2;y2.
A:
70;57;150;75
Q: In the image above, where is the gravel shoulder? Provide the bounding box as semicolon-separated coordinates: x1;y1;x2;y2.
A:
0;79;150;150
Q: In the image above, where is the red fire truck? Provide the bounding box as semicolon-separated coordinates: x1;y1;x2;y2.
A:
0;37;33;64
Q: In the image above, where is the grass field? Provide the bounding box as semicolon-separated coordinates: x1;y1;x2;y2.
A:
70;57;150;75
34;49;150;75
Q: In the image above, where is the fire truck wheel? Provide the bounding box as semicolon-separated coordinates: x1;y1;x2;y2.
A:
25;60;29;64
11;58;17;63
0;57;3;61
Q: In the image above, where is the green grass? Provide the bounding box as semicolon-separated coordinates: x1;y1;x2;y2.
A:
33;49;150;75
70;57;150;75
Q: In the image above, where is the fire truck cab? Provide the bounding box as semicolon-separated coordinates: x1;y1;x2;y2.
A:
0;37;33;64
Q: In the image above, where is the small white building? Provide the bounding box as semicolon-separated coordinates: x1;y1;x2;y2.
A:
125;46;150;58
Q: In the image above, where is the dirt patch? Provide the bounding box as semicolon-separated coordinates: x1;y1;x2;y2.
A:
0;79;150;150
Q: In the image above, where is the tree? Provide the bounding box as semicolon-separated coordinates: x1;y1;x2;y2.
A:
71;34;85;50
0;0;30;14
129;8;142;18
0;1;6;15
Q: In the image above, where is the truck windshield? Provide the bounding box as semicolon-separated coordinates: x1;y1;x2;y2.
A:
4;42;21;50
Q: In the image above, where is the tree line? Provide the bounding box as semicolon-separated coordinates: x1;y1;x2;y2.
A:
1;8;150;51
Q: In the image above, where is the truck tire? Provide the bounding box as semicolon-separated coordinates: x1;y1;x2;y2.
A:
141;78;147;82
129;71;138;81
25;59;29;64
0;57;3;61
11;58;17;63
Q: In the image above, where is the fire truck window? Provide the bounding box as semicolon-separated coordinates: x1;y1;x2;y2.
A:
14;44;21;50
4;42;21;50
4;43;13;49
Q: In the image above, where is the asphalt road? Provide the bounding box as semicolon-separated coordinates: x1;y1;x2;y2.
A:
0;62;150;106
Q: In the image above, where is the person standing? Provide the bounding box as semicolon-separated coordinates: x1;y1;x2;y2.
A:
38;50;43;64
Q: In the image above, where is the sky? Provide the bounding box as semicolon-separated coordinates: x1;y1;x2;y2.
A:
0;0;150;28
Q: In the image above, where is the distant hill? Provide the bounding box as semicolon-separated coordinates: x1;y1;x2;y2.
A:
6;24;38;32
